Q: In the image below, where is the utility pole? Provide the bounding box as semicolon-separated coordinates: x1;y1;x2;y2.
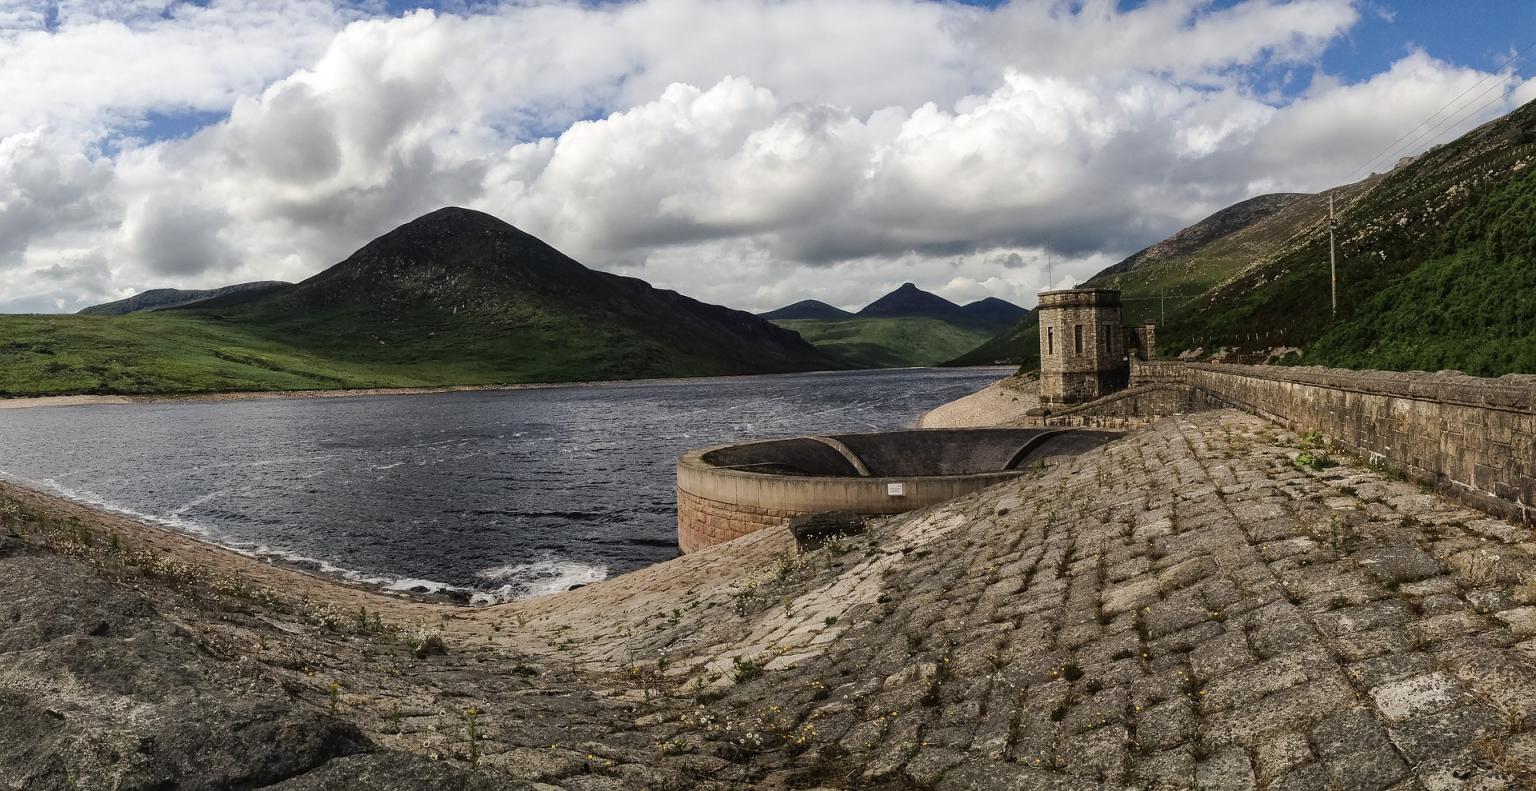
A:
1329;193;1338;318
1160;286;1166;325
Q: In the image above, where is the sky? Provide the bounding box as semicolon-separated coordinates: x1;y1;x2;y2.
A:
2;0;1535;315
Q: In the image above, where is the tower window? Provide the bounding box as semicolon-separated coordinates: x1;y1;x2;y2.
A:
1047;327;1054;354
1104;324;1114;354
1074;324;1082;354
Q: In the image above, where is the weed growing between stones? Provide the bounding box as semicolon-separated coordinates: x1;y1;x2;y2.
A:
463;707;481;766
408;628;448;658
776;551;797;581
655;736;692;756
731;656;763;684
1294;450;1337;471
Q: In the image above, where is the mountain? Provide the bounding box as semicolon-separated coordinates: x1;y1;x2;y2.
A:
1156;98;1536;374
762;284;1022;369
78;282;290;316
758;299;856;320
193;207;842;382
943;310;1039;367
959;96;1536;376
0;208;841;396
856;282;972;323
960;297;1028;329
771;317;996;368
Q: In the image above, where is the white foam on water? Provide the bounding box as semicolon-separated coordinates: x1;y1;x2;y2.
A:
382;577;461;594
168;489;228;517
476;558;608;602
17;476;218;538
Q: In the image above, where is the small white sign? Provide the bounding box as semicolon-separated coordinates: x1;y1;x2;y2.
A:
887;482;906;497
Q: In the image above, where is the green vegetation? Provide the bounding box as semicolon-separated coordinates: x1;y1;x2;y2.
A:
0;307;763;397
772;317;994;368
1155;98;1536;375
731;655;763;684
1294;450;1337;471
0;207;839;397
944;321;1039;369
0;313;396;396
1302;162;1536;375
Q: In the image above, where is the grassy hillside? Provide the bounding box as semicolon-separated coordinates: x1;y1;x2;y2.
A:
78;282;290;316
0;313;394;396
0;306;815;398
1082;192;1335;325
0;309;756;397
950;191;1331;370
944;318;1039;369
1302;162;1536;375
0;208;841;397
1159;99;1536;367
772;317;994;368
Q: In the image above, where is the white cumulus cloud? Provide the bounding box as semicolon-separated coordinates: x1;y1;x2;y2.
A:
0;0;1527;315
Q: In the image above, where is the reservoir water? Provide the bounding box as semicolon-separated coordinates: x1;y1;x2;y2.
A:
0;367;1007;602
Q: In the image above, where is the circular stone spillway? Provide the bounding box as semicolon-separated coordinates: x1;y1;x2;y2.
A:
676;428;1118;553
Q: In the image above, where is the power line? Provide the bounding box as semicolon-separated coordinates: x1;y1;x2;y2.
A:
1353;63;1530;183
1345;43;1536;182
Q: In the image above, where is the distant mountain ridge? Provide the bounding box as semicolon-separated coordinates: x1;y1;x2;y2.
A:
79;282;291;316
960;297;1029;329
856;282;971;323
758;300;855;320
764;283;1025;368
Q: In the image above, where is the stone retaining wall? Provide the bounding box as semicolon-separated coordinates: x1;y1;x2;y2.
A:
676;487;800;554
1181;364;1535;525
1100;362;1536;526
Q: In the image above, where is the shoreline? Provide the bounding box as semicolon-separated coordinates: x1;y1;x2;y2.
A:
916;371;1039;428
0;477;466;614
0;367;1013;614
0;367;1011;612
0;364;1016;410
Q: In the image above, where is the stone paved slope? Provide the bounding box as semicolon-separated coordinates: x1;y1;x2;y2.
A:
6;410;1536;789
654;411;1536;789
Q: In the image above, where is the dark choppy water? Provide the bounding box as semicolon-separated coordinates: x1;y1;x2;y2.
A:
0;367;1007;602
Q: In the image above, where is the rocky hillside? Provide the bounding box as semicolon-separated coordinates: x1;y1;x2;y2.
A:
962;98;1536;375
1157;99;1536;373
78;281;291;316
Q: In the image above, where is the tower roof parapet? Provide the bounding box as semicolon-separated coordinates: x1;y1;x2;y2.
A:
1037;288;1122;309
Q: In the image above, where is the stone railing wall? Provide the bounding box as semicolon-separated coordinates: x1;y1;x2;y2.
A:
1129;361;1189;386
1131;363;1535;526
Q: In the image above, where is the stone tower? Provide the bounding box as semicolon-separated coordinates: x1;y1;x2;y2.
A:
1037;288;1127;405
